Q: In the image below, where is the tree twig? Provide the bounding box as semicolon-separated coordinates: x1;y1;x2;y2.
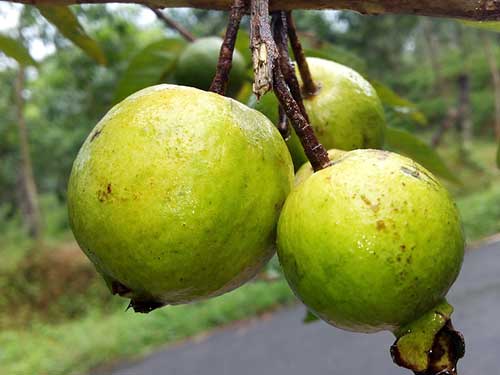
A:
272;64;330;171
147;5;196;42
250;0;277;99
285;11;318;96
272;12;309;122
209;0;247;95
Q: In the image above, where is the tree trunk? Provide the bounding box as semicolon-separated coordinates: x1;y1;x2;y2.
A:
482;32;500;141
14;67;43;241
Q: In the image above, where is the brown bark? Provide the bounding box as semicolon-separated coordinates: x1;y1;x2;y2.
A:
209;0;246;95
286;11;318;97
250;0;277;99
482;33;500;141
14;67;42;240
4;0;500;20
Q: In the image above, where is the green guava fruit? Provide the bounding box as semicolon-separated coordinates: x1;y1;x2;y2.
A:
294;149;345;187
250;57;386;169
175;37;247;96
67;84;293;312
277;149;464;333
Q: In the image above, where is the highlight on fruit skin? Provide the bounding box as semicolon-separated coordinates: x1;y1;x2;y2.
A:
250;57;386;169
277;149;464;333
67;84;294;312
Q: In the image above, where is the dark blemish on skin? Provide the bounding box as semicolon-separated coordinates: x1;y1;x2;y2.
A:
90;129;101;142
400;245;406;251
361;195;372;206
376;220;386;231
361;195;380;213
97;183;113;202
400;166;421;179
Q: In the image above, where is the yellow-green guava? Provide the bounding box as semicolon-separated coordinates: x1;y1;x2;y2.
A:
294;149;345;187
277;149;464;333
68;85;293;312
250;58;386;169
175;37;247;96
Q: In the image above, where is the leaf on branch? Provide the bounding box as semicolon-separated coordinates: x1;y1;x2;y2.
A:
113;38;186;103
370;80;428;126
385;127;459;184
303;310;320;324
37;5;107;65
0;34;37;66
461;20;500;33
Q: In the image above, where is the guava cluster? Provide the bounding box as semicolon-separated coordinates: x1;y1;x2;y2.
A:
68;55;464;334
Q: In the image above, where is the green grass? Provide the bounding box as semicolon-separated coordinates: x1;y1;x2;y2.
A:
457;184;500;241
0;280;295;375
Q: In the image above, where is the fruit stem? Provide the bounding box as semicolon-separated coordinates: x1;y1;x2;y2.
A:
209;0;247;96
147;6;196;42
250;0;278;99
272;12;310;124
270;12;330;171
286;11;319;97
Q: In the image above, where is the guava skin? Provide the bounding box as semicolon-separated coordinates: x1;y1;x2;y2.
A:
175;37;247;96
294;149;345;187
68;85;293;309
277;149;464;333
250;58;386;169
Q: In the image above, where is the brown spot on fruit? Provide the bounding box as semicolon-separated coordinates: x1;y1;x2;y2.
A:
90;129;101;142
376;220;386;231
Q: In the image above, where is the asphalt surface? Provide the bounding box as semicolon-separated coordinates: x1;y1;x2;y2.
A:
101;240;500;375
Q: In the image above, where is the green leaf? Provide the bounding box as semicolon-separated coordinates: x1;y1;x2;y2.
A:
303;310;319;324
370;80;427;126
385;127;459;184
113;38;186;103
461;20;500;33
0;34;36;66
37;5;106;65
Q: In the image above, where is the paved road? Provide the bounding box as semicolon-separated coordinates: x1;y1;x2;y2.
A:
102;240;500;375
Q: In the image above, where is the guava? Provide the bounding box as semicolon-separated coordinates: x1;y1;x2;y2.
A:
250;58;386;169
175;37;247;96
294;149;345;187
68;84;293;312
277;149;464;333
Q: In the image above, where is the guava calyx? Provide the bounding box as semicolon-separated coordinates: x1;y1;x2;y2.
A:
110;280;163;313
391;301;465;375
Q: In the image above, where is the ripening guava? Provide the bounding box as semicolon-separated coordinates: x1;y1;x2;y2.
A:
250;58;386;169
277;149;464;333
294;149;345;187
175;37;247;96
67;85;293;312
